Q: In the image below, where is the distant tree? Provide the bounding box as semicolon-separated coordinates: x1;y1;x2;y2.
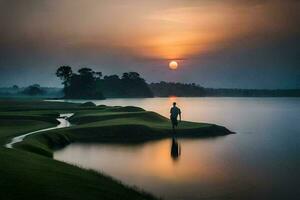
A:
62;67;104;99
22;84;45;96
97;72;153;98
128;72;140;80
78;68;94;76
55;66;153;99
56;66;73;87
95;72;102;80
149;82;205;97
103;75;119;81
121;72;129;80
97;75;123;97
121;72;141;81
120;72;153;97
32;84;41;88
12;85;19;90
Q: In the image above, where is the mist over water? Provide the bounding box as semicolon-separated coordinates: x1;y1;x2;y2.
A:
54;97;300;199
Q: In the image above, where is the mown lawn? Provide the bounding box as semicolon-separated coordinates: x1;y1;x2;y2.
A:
0;100;158;200
0;100;232;200
17;105;232;157
0;147;157;200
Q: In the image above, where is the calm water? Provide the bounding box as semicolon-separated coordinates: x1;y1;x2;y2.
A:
54;98;300;199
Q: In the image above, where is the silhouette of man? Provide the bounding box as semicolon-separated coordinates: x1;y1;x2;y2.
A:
170;102;181;131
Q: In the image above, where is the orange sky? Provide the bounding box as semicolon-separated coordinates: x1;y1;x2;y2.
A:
1;0;299;60
0;0;299;88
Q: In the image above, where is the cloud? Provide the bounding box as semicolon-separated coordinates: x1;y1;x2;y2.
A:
1;0;299;55
0;0;299;87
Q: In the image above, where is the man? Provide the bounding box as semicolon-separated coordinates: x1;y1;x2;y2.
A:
170;102;181;131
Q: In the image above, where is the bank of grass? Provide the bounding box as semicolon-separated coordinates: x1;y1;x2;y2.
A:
0;99;107;145
0;148;157;200
17;105;232;157
0;119;53;145
68;109;231;141
0;110;60;145
0;100;232;200
0;100;158;200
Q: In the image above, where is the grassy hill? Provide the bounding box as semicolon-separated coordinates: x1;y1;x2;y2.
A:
0;100;232;200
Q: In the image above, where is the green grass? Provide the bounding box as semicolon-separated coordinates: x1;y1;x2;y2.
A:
0;107;63;145
0;147;157;200
18;107;232;157
0;99;232;200
0;100;159;200
66;110;230;141
0;119;54;145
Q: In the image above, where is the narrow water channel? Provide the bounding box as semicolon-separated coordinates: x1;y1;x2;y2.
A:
5;113;73;148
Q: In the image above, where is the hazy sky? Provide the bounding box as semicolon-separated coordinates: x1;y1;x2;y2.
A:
0;0;299;88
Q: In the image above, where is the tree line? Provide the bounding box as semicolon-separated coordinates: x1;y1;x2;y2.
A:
149;82;205;97
150;82;300;97
56;66;300;99
2;67;299;98
56;66;153;99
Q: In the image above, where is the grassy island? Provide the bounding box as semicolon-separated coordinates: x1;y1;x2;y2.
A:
0;100;233;200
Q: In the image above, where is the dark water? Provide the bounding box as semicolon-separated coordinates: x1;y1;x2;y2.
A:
54;97;300;199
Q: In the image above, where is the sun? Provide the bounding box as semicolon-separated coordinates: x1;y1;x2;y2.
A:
169;61;178;70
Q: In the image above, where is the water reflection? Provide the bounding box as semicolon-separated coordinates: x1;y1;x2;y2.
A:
170;137;181;161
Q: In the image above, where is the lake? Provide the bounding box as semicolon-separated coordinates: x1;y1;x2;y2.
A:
54;97;300;200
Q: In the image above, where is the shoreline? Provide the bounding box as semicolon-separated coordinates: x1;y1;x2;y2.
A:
1;100;233;200
16;106;233;157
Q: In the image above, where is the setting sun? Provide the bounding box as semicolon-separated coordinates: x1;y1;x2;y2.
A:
169;61;178;70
